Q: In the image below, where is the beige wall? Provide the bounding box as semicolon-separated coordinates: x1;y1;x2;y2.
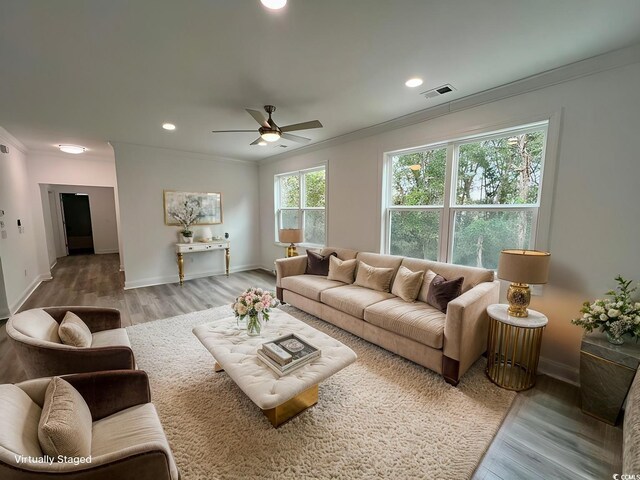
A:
259;61;640;384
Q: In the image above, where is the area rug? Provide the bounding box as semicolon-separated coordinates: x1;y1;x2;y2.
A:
126;305;516;480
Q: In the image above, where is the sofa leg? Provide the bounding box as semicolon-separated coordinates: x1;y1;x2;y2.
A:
276;287;285;304
442;356;460;386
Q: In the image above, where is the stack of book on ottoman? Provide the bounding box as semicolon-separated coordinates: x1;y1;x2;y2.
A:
257;333;321;376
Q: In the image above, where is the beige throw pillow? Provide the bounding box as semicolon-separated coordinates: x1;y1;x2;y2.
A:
327;256;357;284
38;377;92;458
354;261;395;292
391;266;424;302
417;270;438;304
59;311;92;348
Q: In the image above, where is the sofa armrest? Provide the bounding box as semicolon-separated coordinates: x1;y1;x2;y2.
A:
443;280;499;376
63;370;151;421
275;255;308;287
44;306;122;332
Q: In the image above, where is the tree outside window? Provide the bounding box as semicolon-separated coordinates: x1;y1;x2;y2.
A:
386;125;547;270
276;167;326;246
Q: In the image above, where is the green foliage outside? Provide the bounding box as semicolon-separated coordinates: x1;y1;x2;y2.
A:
390;131;544;269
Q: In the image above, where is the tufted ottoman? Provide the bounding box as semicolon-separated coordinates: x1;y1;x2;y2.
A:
193;309;357;427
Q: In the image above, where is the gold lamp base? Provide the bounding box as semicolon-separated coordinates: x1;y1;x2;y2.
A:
285;243;299;258
506;282;531;317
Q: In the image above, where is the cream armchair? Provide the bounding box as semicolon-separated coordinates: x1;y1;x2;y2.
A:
0;370;178;480
6;307;135;379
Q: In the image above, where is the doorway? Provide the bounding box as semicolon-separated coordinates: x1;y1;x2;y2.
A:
60;193;95;255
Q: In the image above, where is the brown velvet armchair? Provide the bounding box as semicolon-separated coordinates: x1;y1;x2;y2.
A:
6;307;135;379
0;370;179;480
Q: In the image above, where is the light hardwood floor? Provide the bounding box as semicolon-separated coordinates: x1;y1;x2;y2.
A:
0;254;623;479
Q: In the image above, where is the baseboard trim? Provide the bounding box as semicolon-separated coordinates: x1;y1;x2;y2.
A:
8;273;53;314
95;249;120;255
538;356;580;387
258;266;276;276
123;264;261;290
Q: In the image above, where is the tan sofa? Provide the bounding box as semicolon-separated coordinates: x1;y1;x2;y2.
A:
6;307;135;379
624;368;640;474
276;247;499;385
0;370;178;480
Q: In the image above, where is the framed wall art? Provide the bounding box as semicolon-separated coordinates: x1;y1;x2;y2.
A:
163;191;223;225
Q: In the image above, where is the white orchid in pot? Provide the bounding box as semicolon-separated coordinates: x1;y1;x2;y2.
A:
168;199;203;243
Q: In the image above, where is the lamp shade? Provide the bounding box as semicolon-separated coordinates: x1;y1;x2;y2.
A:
498;249;550;284
279;228;303;244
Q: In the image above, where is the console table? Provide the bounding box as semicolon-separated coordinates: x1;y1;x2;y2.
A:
175;241;230;285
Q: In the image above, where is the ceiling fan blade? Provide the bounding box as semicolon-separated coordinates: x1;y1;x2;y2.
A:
246;109;270;128
211;130;256;133
281;133;311;144
250;137;264;145
280;120;323;132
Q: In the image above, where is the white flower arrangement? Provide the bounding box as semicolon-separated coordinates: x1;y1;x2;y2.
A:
572;276;640;340
232;287;279;334
168;199;203;236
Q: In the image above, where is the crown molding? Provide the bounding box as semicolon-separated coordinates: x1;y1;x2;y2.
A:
0;126;28;154
109;141;257;167
260;42;640;166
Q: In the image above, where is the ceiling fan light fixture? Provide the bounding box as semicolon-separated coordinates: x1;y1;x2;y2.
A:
261;0;287;10
258;141;267;146
58;144;86;154
261;131;281;142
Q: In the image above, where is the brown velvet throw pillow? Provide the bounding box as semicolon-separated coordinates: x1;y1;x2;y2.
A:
426;274;464;313
306;250;337;276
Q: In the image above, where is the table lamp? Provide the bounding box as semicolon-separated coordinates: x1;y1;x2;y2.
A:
279;229;303;257
497;249;550;318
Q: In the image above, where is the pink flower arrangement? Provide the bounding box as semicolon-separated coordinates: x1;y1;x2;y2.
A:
232;287;279;334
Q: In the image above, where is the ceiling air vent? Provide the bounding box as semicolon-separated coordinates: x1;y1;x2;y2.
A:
421;83;456;100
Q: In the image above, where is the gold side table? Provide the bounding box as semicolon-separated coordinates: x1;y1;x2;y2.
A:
486;304;548;391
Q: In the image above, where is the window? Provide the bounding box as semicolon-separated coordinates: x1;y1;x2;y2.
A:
275;166;326;246
384;123;547;270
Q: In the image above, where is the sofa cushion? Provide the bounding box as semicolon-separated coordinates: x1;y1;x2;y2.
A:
321;285;394;319
12;309;62;344
427;274;464;313
391;266;425;302
59;311;92;347
306;250;337;276
92;403;179;480
354;261;395;292
401;257;494;293
281;275;345;302
91;328;132;349
38;377;92;458
0;385;43;456
327;257;357;284
364;298;446;349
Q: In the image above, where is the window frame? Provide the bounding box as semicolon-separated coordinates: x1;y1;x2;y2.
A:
274;165;327;248
383;121;549;266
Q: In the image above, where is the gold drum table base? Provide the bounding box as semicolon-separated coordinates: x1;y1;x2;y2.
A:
486;315;546;391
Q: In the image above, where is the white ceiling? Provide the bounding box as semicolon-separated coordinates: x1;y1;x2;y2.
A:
1;0;639;161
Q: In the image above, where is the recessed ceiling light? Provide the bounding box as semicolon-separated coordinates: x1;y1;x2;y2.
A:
261;0;287;10
405;78;424;88
162;123;176;131
258;141;267;146
59;145;86;154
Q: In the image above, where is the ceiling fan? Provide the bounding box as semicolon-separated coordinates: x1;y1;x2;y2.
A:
211;105;323;146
